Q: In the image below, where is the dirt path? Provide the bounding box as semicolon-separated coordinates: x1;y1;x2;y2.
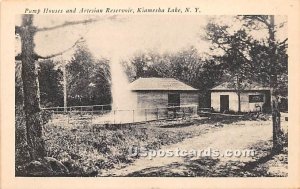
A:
101;120;272;176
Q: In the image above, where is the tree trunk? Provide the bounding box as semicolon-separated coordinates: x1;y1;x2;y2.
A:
269;15;282;152
63;61;67;112
271;93;281;150
237;74;241;113
20;15;46;160
237;91;241;113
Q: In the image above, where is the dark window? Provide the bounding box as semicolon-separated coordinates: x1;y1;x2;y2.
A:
168;93;180;107
249;95;264;103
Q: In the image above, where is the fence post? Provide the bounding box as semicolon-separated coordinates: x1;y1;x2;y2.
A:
68;110;70;124
91;109;93;124
156;108;159;120
133;110;135;123
114;110;116;124
145;109;147;122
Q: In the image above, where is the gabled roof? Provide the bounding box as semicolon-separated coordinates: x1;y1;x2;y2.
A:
130;77;198;91
211;80;270;91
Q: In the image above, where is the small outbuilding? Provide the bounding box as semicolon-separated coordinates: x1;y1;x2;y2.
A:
129;77;199;108
210;80;271;113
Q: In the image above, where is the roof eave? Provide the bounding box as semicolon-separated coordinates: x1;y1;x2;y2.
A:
210;88;271;91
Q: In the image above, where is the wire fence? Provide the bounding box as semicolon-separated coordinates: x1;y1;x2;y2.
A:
42;104;112;112
42;104;198;125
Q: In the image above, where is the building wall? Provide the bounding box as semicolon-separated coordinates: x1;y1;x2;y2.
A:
211;91;268;112
180;92;199;107
240;91;266;112
133;91;198;108
134;91;168;108
211;91;239;112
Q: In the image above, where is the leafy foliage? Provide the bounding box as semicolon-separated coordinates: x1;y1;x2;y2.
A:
204;16;288;97
66;45;112;106
38;59;64;107
123;47;224;107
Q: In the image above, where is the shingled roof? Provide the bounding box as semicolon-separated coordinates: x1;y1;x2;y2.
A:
130;77;198;91
211;80;270;91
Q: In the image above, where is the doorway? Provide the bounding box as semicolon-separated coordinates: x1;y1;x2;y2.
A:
220;95;229;112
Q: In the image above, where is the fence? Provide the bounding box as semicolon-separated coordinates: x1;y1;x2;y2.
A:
42;104;198;125
42;104;112;113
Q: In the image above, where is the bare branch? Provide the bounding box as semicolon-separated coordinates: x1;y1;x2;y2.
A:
35;37;85;60
36;18;98;32
243;15;270;27
278;38;288;46
36;15;121;32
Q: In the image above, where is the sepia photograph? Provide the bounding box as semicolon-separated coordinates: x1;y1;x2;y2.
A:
14;14;289;177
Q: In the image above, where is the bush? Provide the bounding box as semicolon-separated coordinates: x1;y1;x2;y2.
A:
15;106;31;174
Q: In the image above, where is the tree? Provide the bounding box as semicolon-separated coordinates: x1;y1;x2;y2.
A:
38;59;64;107
91;59;111;105
241;15;288;151
128;52;162;79
125;48;224;108
15;15;105;160
66;45;111;106
16;15;47;160
205;22;257;112
205;15;288;151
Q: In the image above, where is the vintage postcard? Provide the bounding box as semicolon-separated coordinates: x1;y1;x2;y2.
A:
1;0;300;189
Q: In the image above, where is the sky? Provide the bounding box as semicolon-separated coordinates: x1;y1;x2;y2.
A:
15;15;287;62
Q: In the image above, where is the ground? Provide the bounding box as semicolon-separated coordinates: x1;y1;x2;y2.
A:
101;117;287;177
15;111;288;177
